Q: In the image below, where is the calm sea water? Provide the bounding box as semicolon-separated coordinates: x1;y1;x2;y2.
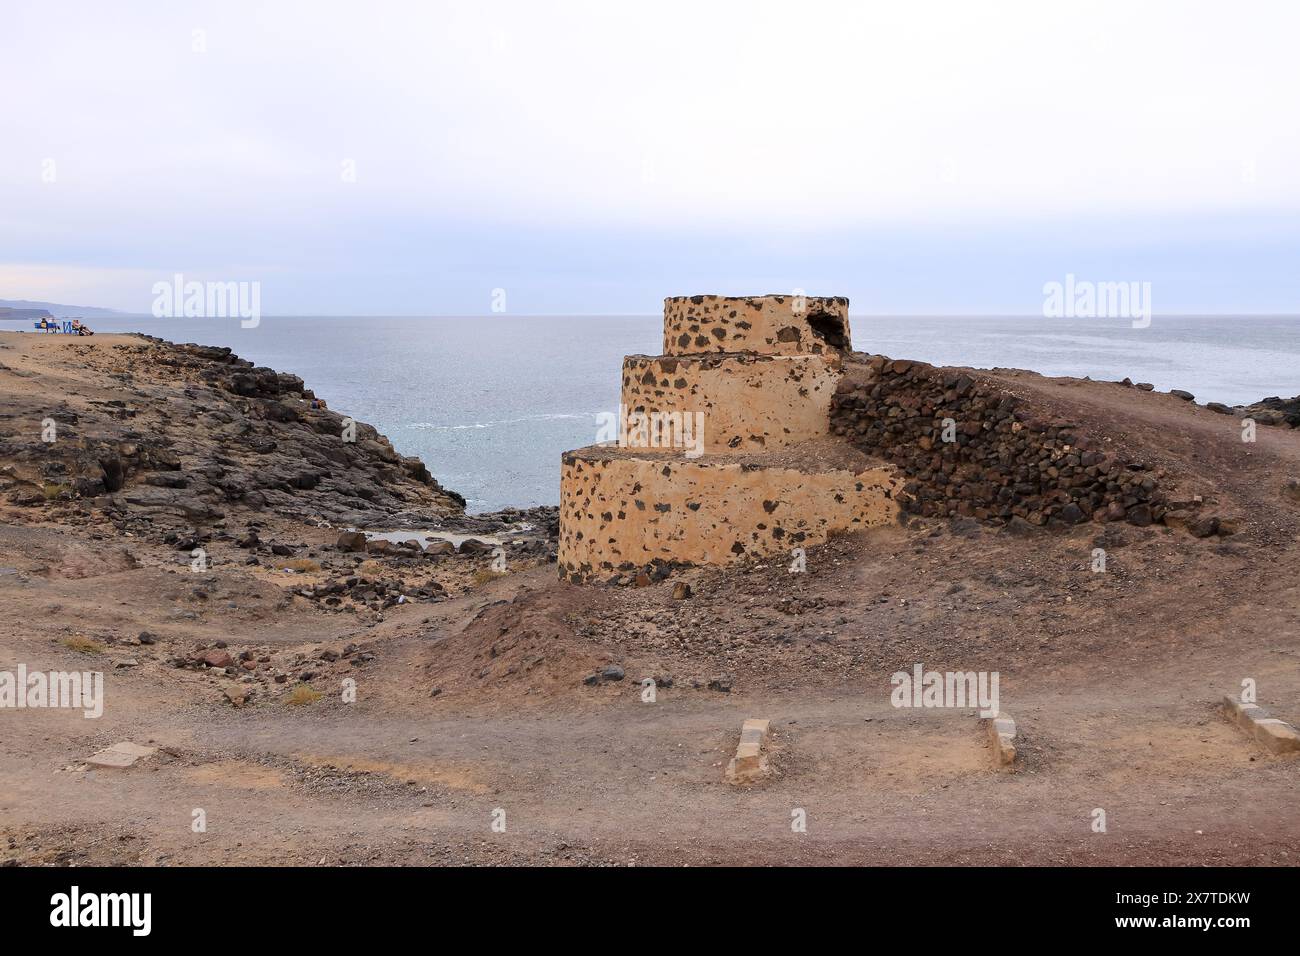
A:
88;314;1300;512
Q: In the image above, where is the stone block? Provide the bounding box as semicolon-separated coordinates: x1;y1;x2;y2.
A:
1223;696;1300;754
985;713;1017;767
84;741;157;769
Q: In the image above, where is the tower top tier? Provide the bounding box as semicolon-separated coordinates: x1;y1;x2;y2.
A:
663;294;851;358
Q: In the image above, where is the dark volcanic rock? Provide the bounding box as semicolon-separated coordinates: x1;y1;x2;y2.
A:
0;336;466;533
830;356;1173;531
1241;395;1300;428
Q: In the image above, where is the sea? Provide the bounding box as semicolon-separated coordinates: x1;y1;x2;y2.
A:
83;314;1300;513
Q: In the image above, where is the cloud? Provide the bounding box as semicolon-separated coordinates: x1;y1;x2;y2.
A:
2;0;1299;312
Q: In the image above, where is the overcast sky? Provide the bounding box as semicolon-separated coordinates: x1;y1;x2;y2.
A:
3;1;1299;315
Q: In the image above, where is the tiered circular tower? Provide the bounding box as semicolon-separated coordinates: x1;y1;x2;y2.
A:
558;294;899;583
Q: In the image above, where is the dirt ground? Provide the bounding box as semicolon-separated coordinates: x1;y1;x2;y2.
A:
2;334;1298;866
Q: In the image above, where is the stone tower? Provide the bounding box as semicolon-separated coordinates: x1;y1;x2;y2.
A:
558;294;898;583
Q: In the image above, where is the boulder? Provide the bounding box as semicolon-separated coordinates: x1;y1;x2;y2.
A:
198;650;235;668
335;530;368;553
458;538;493;555
1001;516;1035;537
1125;503;1153;527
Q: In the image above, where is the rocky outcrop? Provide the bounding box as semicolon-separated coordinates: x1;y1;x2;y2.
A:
1239;395;1300;429
1152;389;1300;429
0;336;465;531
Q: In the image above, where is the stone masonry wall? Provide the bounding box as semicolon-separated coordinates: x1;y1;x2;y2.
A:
830;355;1170;528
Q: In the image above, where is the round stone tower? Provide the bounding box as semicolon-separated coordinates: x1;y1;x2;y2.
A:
558;294;898;583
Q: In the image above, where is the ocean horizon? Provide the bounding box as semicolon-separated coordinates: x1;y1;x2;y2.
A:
78;313;1300;512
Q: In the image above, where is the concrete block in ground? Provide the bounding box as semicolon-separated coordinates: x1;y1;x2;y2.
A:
85;741;157;769
1221;696;1300;754
985;713;1017;767
725;718;771;784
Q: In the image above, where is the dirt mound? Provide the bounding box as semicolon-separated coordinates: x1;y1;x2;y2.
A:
417;588;609;707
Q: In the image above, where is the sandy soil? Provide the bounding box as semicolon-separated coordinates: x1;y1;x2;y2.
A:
2;334;1298;866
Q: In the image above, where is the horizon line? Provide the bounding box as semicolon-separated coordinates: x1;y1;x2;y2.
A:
31;311;1300;320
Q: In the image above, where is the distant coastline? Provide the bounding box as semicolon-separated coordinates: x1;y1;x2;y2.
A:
0;298;126;320
0;307;53;321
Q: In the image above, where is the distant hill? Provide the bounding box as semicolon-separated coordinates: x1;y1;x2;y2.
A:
0;298;126;320
0;306;54;321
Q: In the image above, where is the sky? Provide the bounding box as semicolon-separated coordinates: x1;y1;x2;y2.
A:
3;0;1299;315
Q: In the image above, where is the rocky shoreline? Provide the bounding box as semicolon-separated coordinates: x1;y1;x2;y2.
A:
2;335;464;525
0;332;559;620
0;332;562;531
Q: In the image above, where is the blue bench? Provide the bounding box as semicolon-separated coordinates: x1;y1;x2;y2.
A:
33;320;80;334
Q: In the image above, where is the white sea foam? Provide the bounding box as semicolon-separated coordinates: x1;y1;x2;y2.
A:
409;412;599;431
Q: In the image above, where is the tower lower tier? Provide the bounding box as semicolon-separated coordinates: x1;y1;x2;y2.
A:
558;443;899;582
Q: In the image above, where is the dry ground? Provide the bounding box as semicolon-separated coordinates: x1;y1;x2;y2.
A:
2;335;1299;866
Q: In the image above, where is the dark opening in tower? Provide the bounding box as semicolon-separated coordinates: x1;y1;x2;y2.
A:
806;309;849;351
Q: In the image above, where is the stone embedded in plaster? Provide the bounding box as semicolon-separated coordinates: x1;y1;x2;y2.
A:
663;294;851;358
620;353;840;454
557;445;898;581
